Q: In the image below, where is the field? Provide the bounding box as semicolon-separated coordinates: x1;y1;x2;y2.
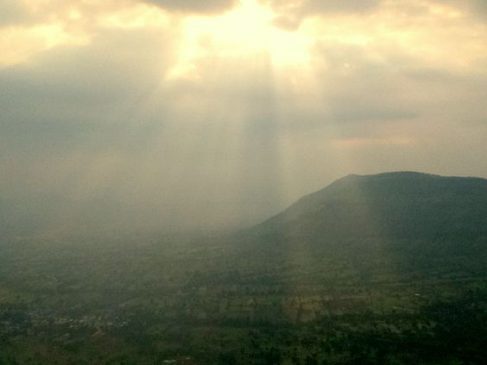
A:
1;233;486;365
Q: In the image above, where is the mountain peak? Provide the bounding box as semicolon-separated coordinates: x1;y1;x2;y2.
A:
254;171;487;241
340;171;440;181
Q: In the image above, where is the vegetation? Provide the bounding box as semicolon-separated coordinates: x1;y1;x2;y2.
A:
1;172;486;364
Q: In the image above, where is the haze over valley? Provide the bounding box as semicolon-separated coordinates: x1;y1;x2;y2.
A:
1;0;487;364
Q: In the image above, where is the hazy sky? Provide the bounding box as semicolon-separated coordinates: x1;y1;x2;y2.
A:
1;0;486;235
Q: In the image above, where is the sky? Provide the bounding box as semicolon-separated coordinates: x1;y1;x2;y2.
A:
1;0;486;236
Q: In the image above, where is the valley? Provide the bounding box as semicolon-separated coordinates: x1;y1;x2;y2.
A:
1;172;486;364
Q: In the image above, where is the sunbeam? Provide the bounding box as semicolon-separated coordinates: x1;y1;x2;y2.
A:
166;0;312;80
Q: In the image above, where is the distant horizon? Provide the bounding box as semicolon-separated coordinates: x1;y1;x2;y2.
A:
3;169;486;240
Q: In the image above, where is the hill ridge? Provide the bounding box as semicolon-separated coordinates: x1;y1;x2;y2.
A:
251;171;487;242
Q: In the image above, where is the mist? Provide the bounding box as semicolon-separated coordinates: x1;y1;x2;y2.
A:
1;0;486;237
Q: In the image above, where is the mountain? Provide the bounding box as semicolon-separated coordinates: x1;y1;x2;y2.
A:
247;171;487;243
231;171;487;285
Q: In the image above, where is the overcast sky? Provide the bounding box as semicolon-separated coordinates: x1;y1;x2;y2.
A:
1;0;486;236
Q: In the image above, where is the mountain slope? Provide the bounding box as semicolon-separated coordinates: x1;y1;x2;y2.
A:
251;171;487;242
229;172;487;287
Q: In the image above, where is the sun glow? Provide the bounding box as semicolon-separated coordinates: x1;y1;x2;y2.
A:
166;0;312;80
0;23;89;67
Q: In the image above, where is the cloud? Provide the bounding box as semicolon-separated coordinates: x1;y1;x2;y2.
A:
440;0;487;20
302;0;380;14
264;0;381;29
141;0;238;14
0;26;289;235
0;0;29;26
263;0;380;15
267;0;487;32
0;0;487;237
